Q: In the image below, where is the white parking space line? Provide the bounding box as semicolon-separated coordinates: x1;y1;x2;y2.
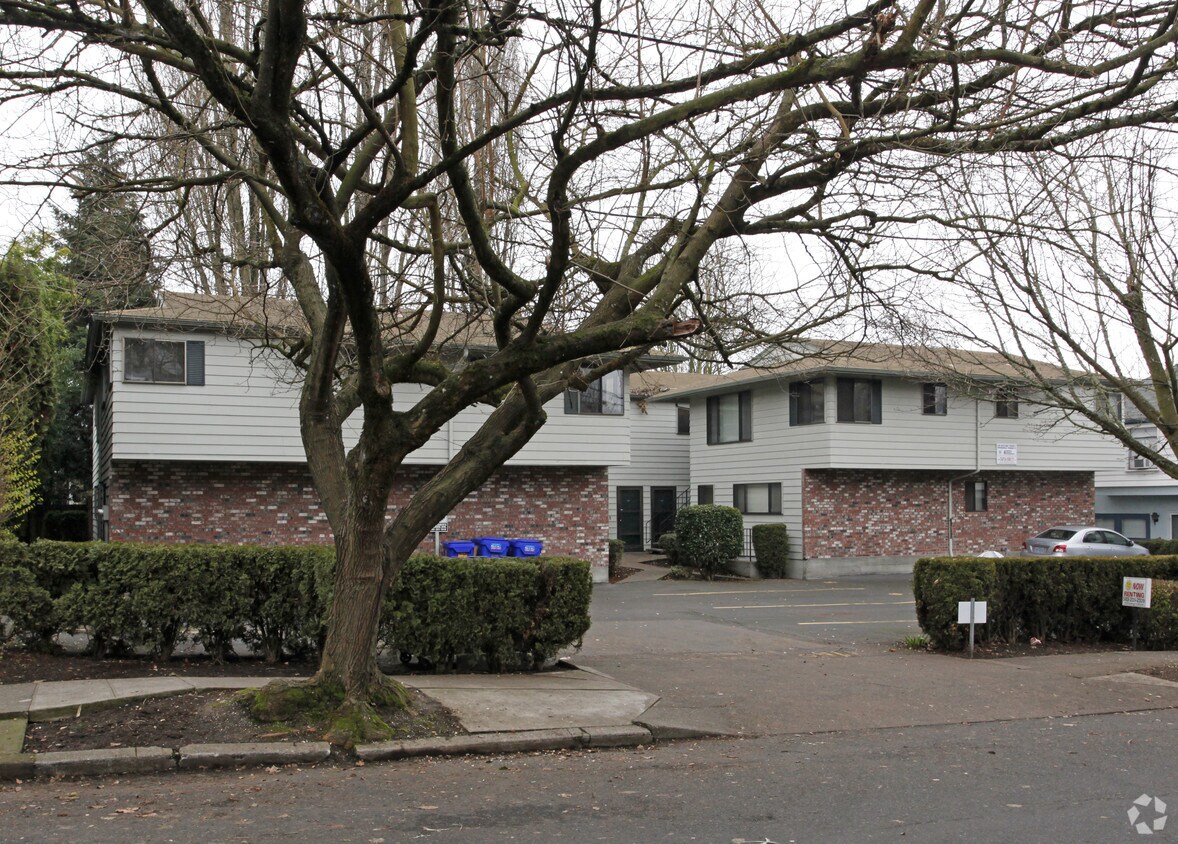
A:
653;587;867;597
797;620;919;626
713;600;916;610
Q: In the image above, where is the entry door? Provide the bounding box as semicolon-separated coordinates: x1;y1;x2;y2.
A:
650;487;677;544
617;487;643;551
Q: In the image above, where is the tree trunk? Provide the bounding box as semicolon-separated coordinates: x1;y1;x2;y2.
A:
316;496;394;700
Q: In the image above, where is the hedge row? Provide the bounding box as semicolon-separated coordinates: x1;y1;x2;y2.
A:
913;555;1178;649
0;541;591;669
1143;539;1178;556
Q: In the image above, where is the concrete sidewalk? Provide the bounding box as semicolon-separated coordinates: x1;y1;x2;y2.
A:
0;664;678;779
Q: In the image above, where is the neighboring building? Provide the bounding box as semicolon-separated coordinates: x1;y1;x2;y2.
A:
654;340;1124;578
83;293;677;582
1096;399;1177;541
607;370;726;550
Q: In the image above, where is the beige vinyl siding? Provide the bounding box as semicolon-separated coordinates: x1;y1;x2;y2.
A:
607;398;690;539
688;386;808;557
823;378;1119;472
1095;424;1175;489
108;328;627;467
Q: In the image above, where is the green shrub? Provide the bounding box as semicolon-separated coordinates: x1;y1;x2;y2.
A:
1141;580;1178;649
658;532;678;564
0;540;99;648
240;545;335;661
752;524;790;578
0;562;55;648
2;540;590;672
608;539;624;579
674;505;743;579
912;557;998;649
914;555;1178;649
381;555;591;670
1142;539;1178;556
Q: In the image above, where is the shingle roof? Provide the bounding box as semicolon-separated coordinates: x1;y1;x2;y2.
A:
89;290;684;366
649;338;1074;400
629;370;729;397
91;291;502;348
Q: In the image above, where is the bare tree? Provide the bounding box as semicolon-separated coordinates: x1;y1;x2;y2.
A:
925;133;1178;477
2;0;1178;741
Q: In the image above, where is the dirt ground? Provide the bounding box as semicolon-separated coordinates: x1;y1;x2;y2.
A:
3;651;464;753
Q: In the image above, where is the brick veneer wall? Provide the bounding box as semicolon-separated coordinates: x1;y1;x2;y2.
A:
803;469;1094;558
106;460;609;575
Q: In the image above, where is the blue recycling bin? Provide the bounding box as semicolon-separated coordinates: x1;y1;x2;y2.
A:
508;539;543;557
472;536;508;557
442;540;476;557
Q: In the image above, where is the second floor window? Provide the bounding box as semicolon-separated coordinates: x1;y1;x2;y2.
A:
564;370;624;415
836;378;882;424
1129;437;1158;470
995;389;1019;419
677;404;690;435
922;383;948;415
124;338;205;385
706;391;752;444
789;379;824;426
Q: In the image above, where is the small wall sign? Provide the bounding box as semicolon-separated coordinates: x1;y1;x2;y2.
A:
996;443;1018;465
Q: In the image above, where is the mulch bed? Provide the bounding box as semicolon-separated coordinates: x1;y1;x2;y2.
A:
2;650;465;754
0;650;313;684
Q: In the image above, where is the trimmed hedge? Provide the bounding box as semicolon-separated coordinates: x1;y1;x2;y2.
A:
752;524;790;578
1141;580;1178;649
658;532;678;565
0;542;591;670
1142;539;1178;556
913;555;1178;649
674;505;743;579
608;539;624;580
380;555;591;670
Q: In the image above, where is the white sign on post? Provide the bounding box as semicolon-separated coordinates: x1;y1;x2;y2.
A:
958;601;988;624
1122;577;1153;609
431;518;450;534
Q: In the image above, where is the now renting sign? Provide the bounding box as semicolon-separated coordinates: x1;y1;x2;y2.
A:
1122;577;1153;609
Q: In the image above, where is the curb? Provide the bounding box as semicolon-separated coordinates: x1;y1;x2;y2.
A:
3;722;705;779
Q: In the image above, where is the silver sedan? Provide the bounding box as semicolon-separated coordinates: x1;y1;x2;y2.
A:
1021;526;1150;557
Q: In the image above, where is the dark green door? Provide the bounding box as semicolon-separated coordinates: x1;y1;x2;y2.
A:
651;487;677;544
617;487;643;551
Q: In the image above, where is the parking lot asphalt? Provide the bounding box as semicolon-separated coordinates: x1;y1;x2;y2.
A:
574;573;1178;739
583;573;920;658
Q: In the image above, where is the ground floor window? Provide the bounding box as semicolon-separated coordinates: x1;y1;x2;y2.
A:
734;482;781;515
965;480;988;512
697;484;713;505
1096;513;1151;541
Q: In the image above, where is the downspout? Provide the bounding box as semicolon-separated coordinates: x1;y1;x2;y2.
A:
948;397;982;556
